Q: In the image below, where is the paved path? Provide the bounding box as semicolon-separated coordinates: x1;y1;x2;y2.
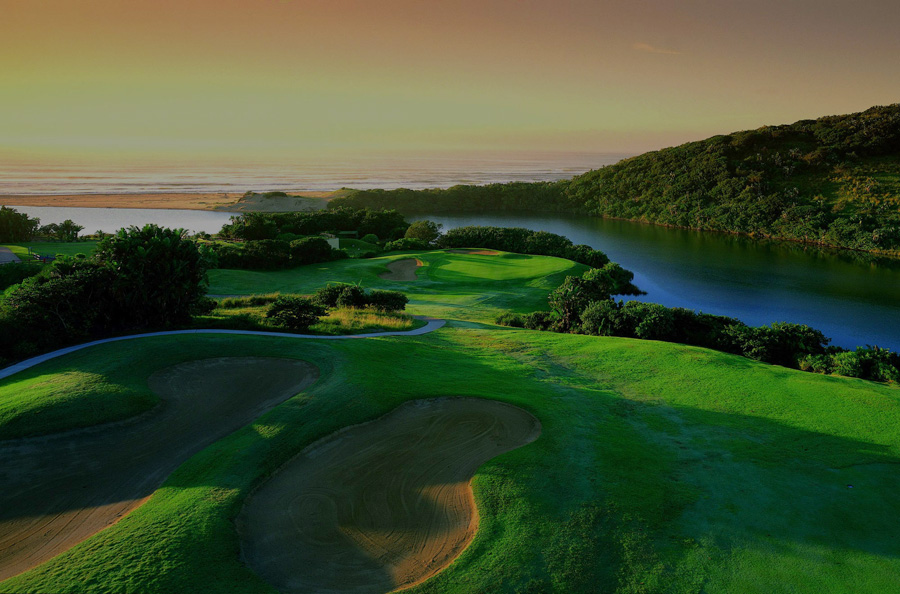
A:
0;247;21;265
0;318;446;382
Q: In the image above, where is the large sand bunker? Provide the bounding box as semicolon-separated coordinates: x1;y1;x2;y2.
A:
378;258;422;281
0;357;317;580
238;398;541;593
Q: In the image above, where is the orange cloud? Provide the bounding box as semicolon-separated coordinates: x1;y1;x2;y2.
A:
633;42;681;55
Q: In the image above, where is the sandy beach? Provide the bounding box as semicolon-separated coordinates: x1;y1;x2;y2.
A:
0;190;346;212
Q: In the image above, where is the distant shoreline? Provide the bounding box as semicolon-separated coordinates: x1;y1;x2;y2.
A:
0;190;345;212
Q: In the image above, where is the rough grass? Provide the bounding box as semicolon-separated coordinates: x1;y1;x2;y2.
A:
2;328;899;593
195;302;424;336
208;250;584;323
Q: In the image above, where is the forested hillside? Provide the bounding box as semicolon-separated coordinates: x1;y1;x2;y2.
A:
330;105;900;254
566;104;900;253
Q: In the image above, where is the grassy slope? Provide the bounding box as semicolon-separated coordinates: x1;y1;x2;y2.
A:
2;329;898;594
208;249;585;322
1;241;98;259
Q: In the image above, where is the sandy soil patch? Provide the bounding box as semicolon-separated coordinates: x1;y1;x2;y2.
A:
0;190;350;212
238;398;541;593
446;249;501;255
0;357;317;581
378;258;423;281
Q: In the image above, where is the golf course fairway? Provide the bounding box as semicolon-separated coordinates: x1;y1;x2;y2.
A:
238;398;541;593
1;250;899;594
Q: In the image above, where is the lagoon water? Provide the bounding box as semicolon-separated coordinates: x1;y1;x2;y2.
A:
416;214;900;351
1;202;897;351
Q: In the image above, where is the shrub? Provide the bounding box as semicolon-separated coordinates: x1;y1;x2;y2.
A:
289;237;334;266
366;290;409;312
360;234;379;244
496;312;525;328
405;220;442;244
0;262;43;291
311;284;350;308
265;297;326;331
335;285;367;309
523;311;557;331
383;237;429;252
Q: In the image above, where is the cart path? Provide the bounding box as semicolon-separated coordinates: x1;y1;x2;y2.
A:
0;317;445;382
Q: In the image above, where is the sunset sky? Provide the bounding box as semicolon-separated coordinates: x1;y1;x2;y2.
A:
3;0;899;160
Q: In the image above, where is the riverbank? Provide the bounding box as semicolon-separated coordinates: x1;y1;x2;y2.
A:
0;190;347;212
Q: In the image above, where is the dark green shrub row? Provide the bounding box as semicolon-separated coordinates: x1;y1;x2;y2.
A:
219;207;408;242
265;297;326;332
0;262;43;291
437;226;610;267
383;237;431;252
311;284;409;312
211;237;346;270
328;182;569;214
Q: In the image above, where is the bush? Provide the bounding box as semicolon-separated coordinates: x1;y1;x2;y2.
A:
383;237;429;252
311;284;353;308
405;220;442;244
523;311;557;331
360;234;379;244
265;297;326;331
0;262;43;291
496;312;525;328
289;237;335;266
335;285;367;309
366;290;409;312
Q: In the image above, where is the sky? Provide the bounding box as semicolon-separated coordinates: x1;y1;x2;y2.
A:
2;0;899;161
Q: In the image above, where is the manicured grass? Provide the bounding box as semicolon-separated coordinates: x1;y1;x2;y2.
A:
1;241;98;260
2;328;899;593
208;250;585;323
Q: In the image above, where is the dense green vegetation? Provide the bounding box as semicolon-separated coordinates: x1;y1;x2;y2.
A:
0;206;40;242
220;207;408;241
566;104;900;253
498;267;900;383
0;226;209;365
2;327;899;593
329;104;900;254
329;181;569;214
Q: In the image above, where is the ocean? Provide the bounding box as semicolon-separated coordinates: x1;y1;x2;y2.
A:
0;151;628;195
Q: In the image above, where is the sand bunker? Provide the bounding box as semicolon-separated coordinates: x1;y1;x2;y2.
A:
378;258;423;281
238;398;541;593
446;249;501;255
0;357;317;581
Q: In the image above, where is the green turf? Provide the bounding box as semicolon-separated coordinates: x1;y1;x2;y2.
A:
207;250;585;323
2;328;899;593
1;241;98;260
